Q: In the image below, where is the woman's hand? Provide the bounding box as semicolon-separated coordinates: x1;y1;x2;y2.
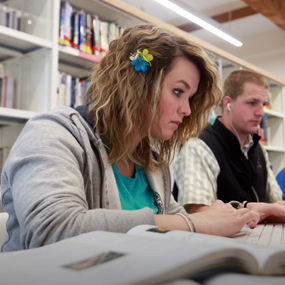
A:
189;200;260;237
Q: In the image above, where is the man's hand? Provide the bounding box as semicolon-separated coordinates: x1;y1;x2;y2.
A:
247;201;285;223
189;200;260;237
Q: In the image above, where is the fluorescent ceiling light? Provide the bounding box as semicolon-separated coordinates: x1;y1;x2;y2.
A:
154;0;243;47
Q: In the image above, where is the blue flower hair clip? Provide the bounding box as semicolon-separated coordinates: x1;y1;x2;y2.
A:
130;48;154;72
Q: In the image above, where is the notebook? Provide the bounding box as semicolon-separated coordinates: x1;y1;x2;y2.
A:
231;223;285;246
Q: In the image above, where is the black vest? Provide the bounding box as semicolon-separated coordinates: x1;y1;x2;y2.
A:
199;117;267;203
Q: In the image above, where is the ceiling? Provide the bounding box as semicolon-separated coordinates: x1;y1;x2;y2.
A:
120;0;285;80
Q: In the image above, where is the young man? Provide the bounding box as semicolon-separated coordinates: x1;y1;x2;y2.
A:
172;70;285;223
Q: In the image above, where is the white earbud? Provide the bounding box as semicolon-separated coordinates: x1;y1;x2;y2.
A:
227;101;241;146
227;103;231;111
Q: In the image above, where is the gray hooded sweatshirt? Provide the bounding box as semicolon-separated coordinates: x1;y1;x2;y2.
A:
1;106;186;252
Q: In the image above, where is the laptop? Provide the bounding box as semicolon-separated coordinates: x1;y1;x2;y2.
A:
230;223;285;246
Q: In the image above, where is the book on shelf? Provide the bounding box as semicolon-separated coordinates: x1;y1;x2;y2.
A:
262;113;268;145
258;114;268;145
59;1;73;46
82;80;91;106
71;11;79;49
65;2;73;46
100;21;109;57
258;126;266;145
109;22;117;44
85;13;93;55
0;76;16;108
57;72;91;108
264;90;272;110
14;10;21;31
0;4;21;31
92;14;100;56
8;9;15;29
59;2;65;45
78;10;86;53
1;224;285;285
58;2;125;59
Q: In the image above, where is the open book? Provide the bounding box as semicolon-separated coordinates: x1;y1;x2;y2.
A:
1;225;285;285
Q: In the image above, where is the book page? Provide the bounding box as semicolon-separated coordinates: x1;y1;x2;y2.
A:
127;224;285;274
0;230;259;284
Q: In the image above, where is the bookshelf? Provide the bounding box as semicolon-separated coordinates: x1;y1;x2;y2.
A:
0;0;285;176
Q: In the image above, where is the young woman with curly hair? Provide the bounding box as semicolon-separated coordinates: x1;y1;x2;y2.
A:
1;24;259;252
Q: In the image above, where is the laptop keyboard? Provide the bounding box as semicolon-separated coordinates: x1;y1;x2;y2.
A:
245;224;285;246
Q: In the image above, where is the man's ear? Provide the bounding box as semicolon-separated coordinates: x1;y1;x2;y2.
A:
222;96;231;111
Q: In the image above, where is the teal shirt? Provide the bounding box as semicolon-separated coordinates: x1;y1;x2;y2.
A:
112;164;158;213
101;136;158;213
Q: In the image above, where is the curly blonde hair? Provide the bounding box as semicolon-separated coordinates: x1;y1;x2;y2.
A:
86;24;222;171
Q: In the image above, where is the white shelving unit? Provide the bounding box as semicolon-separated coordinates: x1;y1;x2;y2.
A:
0;0;285;175
0;25;52;51
262;81;285;174
0;0;58;127
0;107;39;124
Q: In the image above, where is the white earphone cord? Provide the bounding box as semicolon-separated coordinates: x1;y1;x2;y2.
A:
229;105;260;203
229;106;242;146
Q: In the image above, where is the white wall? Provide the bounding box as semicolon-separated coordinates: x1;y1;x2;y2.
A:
214;29;285;81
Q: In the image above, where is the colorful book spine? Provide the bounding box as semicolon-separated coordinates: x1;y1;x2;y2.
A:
58;3;125;58
57;72;91;108
259;114;268;145
262;114;268;145
64;2;72;46
59;2;73;46
100;21;109;57
59;3;65;45
92;15;100;56
71;12;79;49
85;13;93;54
79;10;86;52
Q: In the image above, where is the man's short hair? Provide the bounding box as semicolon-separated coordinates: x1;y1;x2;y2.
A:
223;70;269;100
